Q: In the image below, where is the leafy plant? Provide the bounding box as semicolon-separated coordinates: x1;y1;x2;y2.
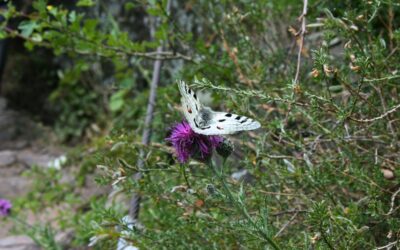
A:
2;0;400;249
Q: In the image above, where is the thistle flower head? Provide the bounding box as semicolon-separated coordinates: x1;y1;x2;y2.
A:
0;199;12;216
166;121;223;163
216;138;234;159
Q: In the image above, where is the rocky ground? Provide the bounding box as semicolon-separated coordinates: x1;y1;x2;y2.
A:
0;97;65;249
0;97;105;249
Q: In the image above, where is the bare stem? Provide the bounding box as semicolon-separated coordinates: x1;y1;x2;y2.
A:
349;103;400;123
129;0;171;221
129;46;164;220
385;187;400;216
294;0;308;84
4;25;192;61
274;211;299;238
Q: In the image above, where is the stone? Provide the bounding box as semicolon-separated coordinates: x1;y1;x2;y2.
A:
55;229;74;247
0;235;39;250
0;110;18;141
0;97;6;111
17;150;53;167
381;168;395;180
0;176;32;198
231;169;255;184
0;141;28;151
0;151;16;166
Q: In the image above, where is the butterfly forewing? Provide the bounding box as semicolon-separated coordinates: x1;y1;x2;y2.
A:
178;81;202;132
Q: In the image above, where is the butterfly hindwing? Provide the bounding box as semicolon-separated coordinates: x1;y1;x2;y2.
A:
202;112;261;135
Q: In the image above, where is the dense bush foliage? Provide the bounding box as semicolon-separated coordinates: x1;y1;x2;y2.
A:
2;0;400;249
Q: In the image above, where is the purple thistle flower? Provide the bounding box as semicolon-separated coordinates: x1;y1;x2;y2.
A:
0;199;12;216
166;121;223;163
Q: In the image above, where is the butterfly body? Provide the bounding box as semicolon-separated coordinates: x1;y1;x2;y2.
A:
178;80;261;135
195;107;213;127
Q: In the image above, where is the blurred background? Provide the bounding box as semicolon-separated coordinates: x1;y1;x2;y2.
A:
0;0;399;249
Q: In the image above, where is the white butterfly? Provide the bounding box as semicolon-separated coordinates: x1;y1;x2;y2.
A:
178;80;261;135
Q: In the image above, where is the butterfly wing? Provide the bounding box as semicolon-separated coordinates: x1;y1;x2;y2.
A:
197;111;261;135
177;80;261;135
177;80;203;132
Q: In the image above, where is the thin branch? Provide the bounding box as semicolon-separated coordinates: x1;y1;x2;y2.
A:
282;0;308;141
259;190;305;198
349;103;400;123
264;154;299;159
129;46;164;220
388;3;394;51
375;240;399;250
4;26;193;61
374;85;396;135
99;45;194;61
220;30;253;87
384;187;400;216
294;0;308;84
129;0;171;221
191;79;309;107
271;209;308;216
364;75;400;82
274;211;299;238
339;77;380;114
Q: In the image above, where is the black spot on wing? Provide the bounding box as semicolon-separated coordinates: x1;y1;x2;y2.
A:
240;118;248;124
225;113;232;117
185;84;190;94
195;104;198;111
188;88;191;94
193;119;199;128
200;126;211;130
218;119;226;122
193;93;197;100
235;116;241;120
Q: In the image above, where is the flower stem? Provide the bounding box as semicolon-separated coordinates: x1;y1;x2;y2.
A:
180;164;191;188
208;159;280;250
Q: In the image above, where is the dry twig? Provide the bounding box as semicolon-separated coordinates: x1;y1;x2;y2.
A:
129;0;171;221
4;27;192;61
220;30;253;87
385;187;400;216
294;0;308;84
375;240;399;250
281;0;308;141
349;103;400;123
274;211;299;238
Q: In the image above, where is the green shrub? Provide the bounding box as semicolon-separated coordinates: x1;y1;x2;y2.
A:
2;0;400;249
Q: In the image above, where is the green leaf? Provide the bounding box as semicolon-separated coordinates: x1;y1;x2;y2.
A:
31;33;43;42
147;7;162;16
75;41;94;54
124;2;135;11
18;20;38;38
68;11;77;22
32;0;47;13
120;78;134;89
109;98;124;112
77;0;95;7
0;30;7;39
109;90;127;112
